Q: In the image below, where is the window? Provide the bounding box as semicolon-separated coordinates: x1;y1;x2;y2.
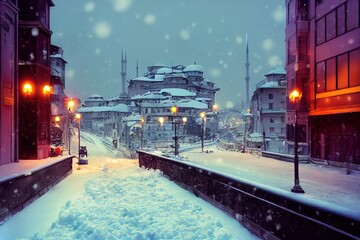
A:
270;127;275;134
349;48;360;87
269;103;273;109
326;11;336;41
298;36;307;61
337;4;346;35
288;35;296;64
347;0;359;31
269;93;273;99
316;17;325;45
281;116;285;123
288;0;295;23
337;53;348;89
316;61;325;93
326;58;336;91
270;118;274;123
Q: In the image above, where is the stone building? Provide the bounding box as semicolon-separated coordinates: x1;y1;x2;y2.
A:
250;68;287;153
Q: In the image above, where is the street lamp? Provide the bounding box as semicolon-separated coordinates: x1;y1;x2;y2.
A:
67;99;75;155
159;106;187;156
75;113;81;161
289;89;305;193
140;117;145;149
200;111;206;152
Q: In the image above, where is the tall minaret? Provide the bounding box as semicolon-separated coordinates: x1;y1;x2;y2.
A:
245;34;250;105
121;50;127;95
136;58;139;77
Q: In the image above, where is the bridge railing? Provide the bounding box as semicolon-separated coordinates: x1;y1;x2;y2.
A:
138;151;360;240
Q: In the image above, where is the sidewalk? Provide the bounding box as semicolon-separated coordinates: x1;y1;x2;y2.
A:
181;145;360;212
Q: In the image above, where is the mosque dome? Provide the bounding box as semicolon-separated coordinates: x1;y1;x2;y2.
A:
183;63;203;72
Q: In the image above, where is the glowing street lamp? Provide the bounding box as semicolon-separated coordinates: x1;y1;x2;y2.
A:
75;113;81;161
289;89;305;193
43;85;52;95
66;99;75;155
23;83;33;95
200;111;206;152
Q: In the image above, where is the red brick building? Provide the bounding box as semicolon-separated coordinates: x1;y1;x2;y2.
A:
286;0;360;166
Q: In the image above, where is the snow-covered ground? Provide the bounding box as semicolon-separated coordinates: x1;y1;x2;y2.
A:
0;132;258;240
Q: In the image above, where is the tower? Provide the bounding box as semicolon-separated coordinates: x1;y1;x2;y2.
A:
121;50;127;96
245;34;250;105
136;59;139;77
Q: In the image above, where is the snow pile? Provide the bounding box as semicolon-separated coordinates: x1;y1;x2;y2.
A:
30;167;254;239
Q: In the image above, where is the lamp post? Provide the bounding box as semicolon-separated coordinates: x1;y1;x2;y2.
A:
75;113;81;160
67;99;75;155
160;106;187;156
200;111;206;152
140;117;145;149
289;89;305;193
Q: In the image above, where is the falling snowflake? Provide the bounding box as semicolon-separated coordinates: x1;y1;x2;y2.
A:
113;0;133;12
84;2;95;13
179;29;190;40
273;5;285;22
235;36;243;44
263;38;274;51
210;68;221;78
94;21;111;39
144;14;156;25
31;28;39;37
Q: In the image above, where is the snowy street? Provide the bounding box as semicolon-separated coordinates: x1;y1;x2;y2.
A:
0;132;257;240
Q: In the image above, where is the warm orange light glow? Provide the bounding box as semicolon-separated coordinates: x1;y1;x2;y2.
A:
140;117;145;124
289;89;302;103
158;117;165;125
200;111;206;119
212;104;218;112
182;117;188;124
43;85;51;94
75;113;81;120
55;116;60;122
170;106;178;114
23;83;33;95
67;100;75;109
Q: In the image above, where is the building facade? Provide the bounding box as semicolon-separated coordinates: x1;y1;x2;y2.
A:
286;0;360;165
250;68;287;153
0;0;18;166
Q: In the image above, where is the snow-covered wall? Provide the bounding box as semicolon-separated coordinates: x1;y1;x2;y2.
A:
138;151;360;239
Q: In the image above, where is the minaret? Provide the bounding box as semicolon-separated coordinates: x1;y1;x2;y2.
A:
121;50;127;95
136;58;139;77
245;34;250;105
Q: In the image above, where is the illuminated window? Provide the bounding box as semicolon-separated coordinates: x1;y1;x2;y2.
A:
326;58;336;91
349;48;360;87
337;53;349;89
316;61;325;93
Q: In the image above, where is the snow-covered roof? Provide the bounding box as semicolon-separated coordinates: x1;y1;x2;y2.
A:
132;76;163;82
156;67;173;74
131;92;169;100
89;94;104;100
159;88;196;97
163;73;186;79
195;97;211;102
184;64;203;72
176;99;208;109
259;81;284;89
122;113;142;123
265;68;286;76
77;104;129;113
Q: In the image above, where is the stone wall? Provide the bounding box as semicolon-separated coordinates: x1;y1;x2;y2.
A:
138;151;360;240
0;157;73;223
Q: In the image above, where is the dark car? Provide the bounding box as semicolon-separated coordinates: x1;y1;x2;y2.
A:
79;146;88;157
